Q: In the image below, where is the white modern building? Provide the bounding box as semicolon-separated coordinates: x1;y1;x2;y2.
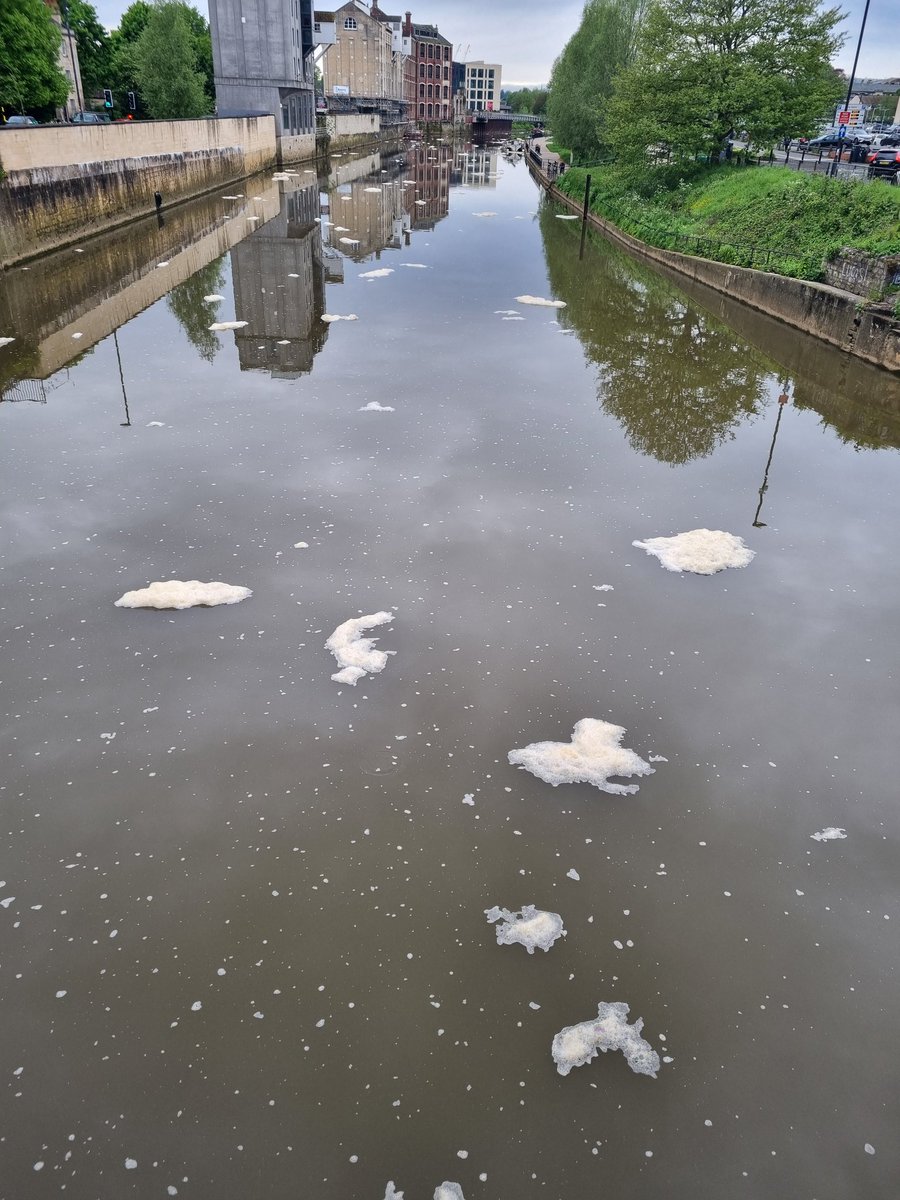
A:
464;60;501;112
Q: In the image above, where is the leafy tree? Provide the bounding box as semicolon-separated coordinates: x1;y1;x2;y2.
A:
547;0;647;163
607;0;845;164
59;0;109;99
166;258;226;363
0;0;69;115
176;4;214;107
506;87;549;115
134;1;209;119
105;2;151;115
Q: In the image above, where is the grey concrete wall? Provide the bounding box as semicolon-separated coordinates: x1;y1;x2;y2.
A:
540;169;900;375
0;117;277;267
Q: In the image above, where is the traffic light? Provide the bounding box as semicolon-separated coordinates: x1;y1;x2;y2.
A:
127;91;136;111
103;88;113;109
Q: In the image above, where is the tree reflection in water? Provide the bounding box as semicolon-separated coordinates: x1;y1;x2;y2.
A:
540;207;774;465
166;257;228;363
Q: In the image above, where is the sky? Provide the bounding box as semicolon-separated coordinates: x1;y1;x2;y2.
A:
93;0;900;87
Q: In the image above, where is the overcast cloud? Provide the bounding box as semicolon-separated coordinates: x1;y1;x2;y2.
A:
92;0;899;87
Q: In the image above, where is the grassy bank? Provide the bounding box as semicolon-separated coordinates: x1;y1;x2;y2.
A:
557;164;900;282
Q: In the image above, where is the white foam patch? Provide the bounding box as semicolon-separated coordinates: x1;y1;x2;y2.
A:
115;581;252;610
509;718;655;795
72;332;83;339
485;905;566;954
326;610;396;685
553;1002;661;1078
146;421;165;427
472;212;497;218
462;793;475;806
359;401;394;412
515;295;566;308
294;541;309;549
434;1186;465;1200
632;529;755;574
593;584;614;591
360;268;394;279
494;310;519;315
364;187;383;192
209;321;248;331
401;263;429;268
384;1186;404;1200
322;314;359;323
811;827;847;841
0;337;16;348
339;237;360;245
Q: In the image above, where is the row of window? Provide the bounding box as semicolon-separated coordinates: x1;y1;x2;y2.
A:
418;43;450;60
418;103;449;118
469;68;495;79
419;64;450;80
419;84;449;99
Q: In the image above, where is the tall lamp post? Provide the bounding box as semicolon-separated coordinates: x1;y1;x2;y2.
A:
842;0;872;118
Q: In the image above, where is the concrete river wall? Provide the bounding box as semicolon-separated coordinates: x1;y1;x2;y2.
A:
534;165;900;375
0;117;279;267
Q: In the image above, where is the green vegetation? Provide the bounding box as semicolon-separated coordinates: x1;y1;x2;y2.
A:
547;0;646;164
505;88;548;116
61;0;111;99
607;0;845;163
0;0;68;116
166;258;226;362
557;165;900;280
135;0;209;120
546;142;572;164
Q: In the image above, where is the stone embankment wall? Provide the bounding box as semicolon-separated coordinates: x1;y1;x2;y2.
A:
324;113;403;156
537;168;900;375
0;116;277;267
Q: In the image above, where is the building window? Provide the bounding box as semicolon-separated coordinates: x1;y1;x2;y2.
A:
344;16;357;29
419;83;424;97
419;63;425;76
488;69;494;78
427;103;433;117
314;21;320;32
419;102;425;116
427;43;433;57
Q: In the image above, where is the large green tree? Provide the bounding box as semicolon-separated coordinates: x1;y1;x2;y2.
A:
607;0;845;163
547;0;647;163
134;0;209;119
0;0;69;115
105;1;151;115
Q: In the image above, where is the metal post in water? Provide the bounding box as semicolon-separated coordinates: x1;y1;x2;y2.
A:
579;173;592;260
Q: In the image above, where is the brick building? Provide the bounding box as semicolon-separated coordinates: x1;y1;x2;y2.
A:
402;11;452;122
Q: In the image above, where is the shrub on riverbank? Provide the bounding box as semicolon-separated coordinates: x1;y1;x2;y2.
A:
557;164;900;280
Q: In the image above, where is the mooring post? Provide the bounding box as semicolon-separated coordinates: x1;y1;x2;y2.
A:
579;173;592;260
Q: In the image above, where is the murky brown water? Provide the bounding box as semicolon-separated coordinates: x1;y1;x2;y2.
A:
2;145;899;1200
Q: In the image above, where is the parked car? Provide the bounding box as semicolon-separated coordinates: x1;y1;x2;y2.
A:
2;114;39;127
71;111;110;125
866;145;900;182
808;130;868;149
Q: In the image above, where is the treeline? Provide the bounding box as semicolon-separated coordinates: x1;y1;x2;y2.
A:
547;0;846;170
0;0;213;121
504;88;549;116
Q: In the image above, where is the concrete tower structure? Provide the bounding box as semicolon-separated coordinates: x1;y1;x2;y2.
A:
209;0;316;144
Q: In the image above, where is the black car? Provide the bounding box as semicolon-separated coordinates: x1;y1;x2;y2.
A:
866;146;900;181
809;130;870;149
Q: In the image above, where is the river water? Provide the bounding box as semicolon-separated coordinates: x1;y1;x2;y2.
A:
1;145;899;1200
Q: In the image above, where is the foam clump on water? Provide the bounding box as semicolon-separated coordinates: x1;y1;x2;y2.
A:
360;269;394;279
434;1186;465;1200
0;337;15;348
383;1185;404;1200
632;529;755;574
208;320;248;331
322;314;359;323
552;1001;661;1078
114;580;252;610
326;610;396;685
515;295;566;308
360;401;394;412
811;827;847;841
508;718;654;795
485;904;566;954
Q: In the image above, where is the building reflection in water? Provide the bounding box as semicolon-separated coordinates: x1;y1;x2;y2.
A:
229;183;328;378
452;147;499;188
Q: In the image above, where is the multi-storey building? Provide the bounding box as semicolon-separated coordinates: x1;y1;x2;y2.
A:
402;12;452;122
46;1;84;118
209;0;316;143
464;60;501;112
322;1;405;102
